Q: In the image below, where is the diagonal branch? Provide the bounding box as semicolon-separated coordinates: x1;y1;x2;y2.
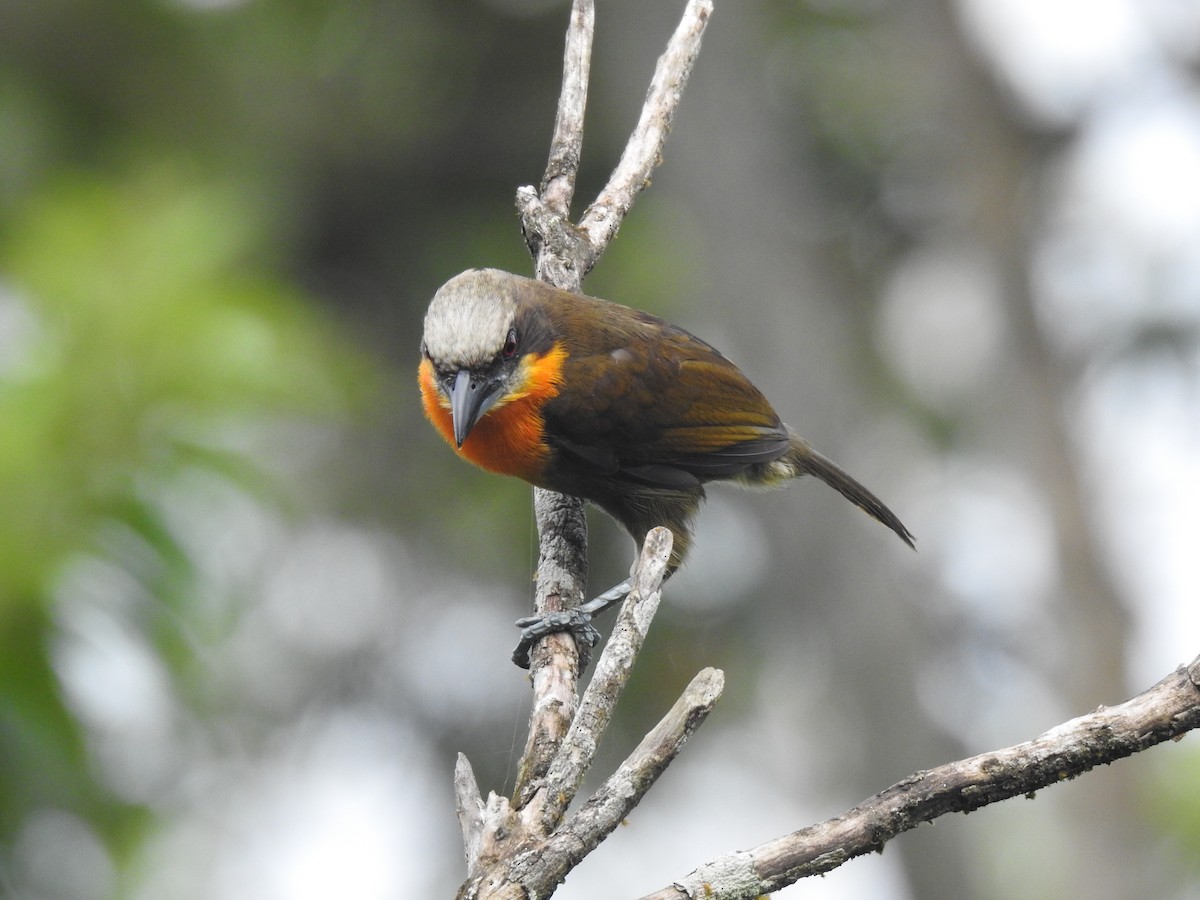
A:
641;654;1200;900
535;527;674;826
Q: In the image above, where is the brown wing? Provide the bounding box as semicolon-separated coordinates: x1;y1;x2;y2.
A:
540;296;790;487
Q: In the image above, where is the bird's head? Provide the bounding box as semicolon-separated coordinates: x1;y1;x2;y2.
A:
421;269;539;447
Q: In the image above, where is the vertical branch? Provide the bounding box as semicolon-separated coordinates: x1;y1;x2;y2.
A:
540;0;593;219
512;0;598;807
514;0;715;796
537;527;673;827
516;0;715;695
515;0;715;806
524;0;595;289
512;488;589;804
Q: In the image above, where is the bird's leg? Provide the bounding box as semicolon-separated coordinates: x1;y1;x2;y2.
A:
511;579;632;669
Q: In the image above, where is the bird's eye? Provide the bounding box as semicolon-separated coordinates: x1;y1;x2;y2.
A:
502;329;519;359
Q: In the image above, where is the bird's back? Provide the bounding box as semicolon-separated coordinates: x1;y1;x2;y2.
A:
533;291;791;491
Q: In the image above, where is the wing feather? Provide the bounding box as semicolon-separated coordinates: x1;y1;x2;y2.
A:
540;296;789;487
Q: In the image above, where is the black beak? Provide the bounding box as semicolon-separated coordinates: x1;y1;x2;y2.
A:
449;369;502;447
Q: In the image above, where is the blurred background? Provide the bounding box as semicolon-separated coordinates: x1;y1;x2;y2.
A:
1;0;1198;897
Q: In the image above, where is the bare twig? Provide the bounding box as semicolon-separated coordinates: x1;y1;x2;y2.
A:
518;667;726;899
454;754;486;874
641;654;1200;900
458;532;714;898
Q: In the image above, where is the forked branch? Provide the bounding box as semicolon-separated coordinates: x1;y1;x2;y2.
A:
518;0;715;286
455;529;725;898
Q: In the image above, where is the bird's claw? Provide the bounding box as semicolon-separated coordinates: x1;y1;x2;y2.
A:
511;610;601;669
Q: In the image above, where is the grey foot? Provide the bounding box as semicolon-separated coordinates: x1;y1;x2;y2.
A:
511;611;601;669
510;579;633;669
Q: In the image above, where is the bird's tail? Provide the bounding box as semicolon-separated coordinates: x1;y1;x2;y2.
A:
785;432;915;549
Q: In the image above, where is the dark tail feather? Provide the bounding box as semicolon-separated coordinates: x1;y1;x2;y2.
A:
788;436;916;549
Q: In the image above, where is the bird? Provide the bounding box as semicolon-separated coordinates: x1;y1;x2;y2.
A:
419;268;914;667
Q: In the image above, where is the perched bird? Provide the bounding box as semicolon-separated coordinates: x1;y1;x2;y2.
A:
419;269;914;666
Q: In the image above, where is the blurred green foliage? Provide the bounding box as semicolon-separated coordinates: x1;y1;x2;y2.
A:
0;164;373;853
0;0;531;874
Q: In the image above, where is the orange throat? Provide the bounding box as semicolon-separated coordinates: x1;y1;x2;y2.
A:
419;344;566;484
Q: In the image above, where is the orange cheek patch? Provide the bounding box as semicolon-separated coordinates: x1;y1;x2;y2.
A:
419;358;456;446
418;345;567;484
